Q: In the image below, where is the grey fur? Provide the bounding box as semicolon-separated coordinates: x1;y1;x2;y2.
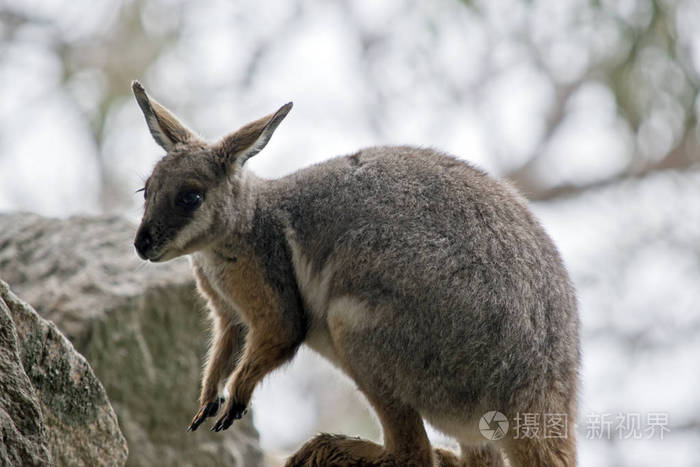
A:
132;83;579;466
273;147;579;412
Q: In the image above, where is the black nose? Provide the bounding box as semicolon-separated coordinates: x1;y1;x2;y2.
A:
134;229;152;257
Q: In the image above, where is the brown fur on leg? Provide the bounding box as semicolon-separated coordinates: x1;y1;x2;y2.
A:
433;447;461;467
505;435;576;467
504;385;578;466
284;388;434;466
287;433;442;467
192;263;245;405
286;435;471;467
199;313;244;404
460;444;506;467
432;444;506;467
188;265;245;431
224;330;296;407
299;311;435;466
212;318;302;431
504;407;577;467
286;433;383;467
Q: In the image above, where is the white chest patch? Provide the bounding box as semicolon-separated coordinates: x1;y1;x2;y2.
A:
190;251;239;310
192;251;222;283
286;237;341;366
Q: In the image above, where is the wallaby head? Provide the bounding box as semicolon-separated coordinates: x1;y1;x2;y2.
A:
131;81;292;262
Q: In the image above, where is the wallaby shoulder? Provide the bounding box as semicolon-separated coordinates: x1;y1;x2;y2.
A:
257;146;577;409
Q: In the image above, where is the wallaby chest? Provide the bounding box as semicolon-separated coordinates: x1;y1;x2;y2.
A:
192;247;280;326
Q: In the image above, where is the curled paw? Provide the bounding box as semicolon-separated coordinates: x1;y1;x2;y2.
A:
211;401;247;432
187;396;225;432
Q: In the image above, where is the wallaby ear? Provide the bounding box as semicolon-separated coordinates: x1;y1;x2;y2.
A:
131;80;197;151
215;102;293;168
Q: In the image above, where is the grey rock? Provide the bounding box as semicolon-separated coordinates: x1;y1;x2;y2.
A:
0;280;127;466
0;285;52;467
0;213;264;467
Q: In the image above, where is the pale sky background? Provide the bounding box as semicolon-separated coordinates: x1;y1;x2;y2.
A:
1;1;699;465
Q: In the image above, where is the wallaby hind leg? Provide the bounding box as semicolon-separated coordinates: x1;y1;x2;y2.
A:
504;434;576;467
286;396;433;467
286;305;457;467
287;437;467;467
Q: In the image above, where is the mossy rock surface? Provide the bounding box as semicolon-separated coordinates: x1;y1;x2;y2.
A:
1;281;128;466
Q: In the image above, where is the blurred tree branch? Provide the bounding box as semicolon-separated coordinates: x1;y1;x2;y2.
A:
1;0;698;208
0;0;181;211
501;0;700;201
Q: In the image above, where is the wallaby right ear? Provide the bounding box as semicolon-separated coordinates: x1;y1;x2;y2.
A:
214;102;293;169
131;80;197;151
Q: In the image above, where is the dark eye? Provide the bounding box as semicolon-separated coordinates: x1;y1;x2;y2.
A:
176;190;204;210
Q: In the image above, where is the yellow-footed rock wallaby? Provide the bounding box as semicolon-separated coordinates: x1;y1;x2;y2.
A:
132;81;579;467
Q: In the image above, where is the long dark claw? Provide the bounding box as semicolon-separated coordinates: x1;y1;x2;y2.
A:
188;397;225;432
210;401;247;432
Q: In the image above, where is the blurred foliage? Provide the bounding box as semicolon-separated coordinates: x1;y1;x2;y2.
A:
0;0;697;209
471;0;700;198
0;0;700;211
0;0;181;210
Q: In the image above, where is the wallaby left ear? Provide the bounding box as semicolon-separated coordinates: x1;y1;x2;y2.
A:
132;80;198;151
215;102;293;167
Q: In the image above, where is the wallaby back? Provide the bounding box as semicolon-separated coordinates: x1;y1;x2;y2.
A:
266;145;578;415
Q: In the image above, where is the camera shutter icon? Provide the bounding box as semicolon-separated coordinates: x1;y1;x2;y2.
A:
479;411;509;440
